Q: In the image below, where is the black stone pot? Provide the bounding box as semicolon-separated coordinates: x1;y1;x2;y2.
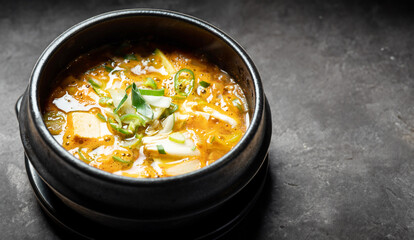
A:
16;9;271;237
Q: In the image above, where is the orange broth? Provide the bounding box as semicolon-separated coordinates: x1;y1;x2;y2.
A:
43;42;249;178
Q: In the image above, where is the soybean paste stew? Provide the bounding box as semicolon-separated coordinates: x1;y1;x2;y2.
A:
43;42;249;178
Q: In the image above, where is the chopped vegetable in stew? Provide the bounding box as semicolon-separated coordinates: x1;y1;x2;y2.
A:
43;42;249;178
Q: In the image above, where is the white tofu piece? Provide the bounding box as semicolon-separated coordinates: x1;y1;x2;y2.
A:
71;112;110;139
164;160;201;176
144;135;200;157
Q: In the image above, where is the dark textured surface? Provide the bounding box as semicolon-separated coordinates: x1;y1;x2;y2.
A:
2;0;414;239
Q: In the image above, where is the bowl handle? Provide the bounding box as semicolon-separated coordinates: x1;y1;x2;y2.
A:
15;95;23;117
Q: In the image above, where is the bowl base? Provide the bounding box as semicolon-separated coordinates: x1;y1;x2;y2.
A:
25;155;269;239
23;97;272;240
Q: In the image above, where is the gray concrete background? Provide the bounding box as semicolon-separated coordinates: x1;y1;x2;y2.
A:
2;0;414;239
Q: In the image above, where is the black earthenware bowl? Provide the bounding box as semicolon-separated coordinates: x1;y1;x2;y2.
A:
16;9;270;236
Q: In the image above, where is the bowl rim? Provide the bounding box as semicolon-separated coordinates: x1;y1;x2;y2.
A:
28;8;264;185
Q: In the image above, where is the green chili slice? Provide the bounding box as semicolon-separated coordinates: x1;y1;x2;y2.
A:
174;68;195;97
112;155;130;164
157;145;166;154
199;81;210;88
138;88;165;96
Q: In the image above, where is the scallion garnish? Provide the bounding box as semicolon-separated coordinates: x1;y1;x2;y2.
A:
96;113;106;122
174;68;195;97
120;114;146;125
112;155;130;164
199;81;210;88
107;112;122;127
124;54;137;61
88;77;106;97
172;95;187;100
78;148;91;163
109;123;133;136
127;120;139;133
226;132;242;143
104;65;114;72
131;83;153;119
232;99;243;112
169;132;185;144
139;88;165;96
144;77;157;89
161;103;178;118
88;77;102;88
99;97;113;107
208;135;215;144
157;144;166;154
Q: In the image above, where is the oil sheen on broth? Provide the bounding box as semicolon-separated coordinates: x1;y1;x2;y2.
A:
43;42;249;178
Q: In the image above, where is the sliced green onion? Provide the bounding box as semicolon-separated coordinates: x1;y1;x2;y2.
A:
96;113;106;122
157;144;166;154
226;132;242;143
121;135;143;148
99;97;113;107
172;95;187;100
88;77;102;88
232;99;243;112
104;65;114;72
161;103;178;118
131;83;153;119
124;54;137;60
169;103;178;113
112;155;130;164
169;132;185;144
78;148;91;163
120;114;146;125
191;145;197;151
199;81;210;88
106;111;122;127
139;88;165;96
127;120;139;133
144;77;157;89
174;68;195;97
109;122;133;136
88;78;107;97
119;128;133;136
91;86;107;97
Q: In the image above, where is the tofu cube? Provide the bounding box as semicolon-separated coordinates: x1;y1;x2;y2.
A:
71;112;110;139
